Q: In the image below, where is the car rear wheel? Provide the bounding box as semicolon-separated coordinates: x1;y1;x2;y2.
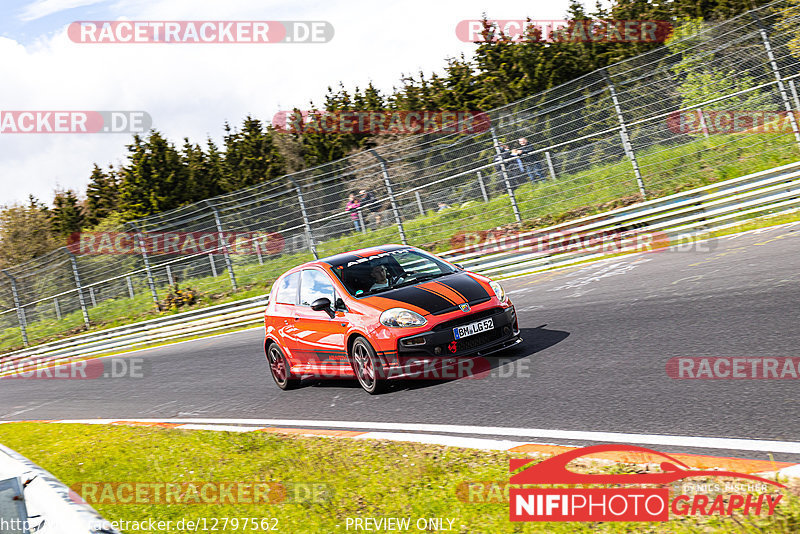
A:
350;337;387;394
267;344;300;390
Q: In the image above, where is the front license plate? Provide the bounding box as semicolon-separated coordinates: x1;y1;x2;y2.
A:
453;318;494;340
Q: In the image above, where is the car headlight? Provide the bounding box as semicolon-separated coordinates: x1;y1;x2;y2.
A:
489;280;506;302
380;308;427;327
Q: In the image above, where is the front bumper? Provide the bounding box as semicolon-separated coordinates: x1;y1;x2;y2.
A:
396;305;520;359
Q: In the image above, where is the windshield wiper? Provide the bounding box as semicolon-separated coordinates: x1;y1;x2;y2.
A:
393;272;446;287
366;286;397;295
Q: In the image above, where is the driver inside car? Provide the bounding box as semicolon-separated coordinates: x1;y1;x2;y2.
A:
369;264;390;291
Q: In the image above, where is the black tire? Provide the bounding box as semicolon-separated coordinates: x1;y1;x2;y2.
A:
267;343;300;390
350;337;387;394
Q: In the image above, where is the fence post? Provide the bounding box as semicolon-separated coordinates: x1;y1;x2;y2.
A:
254;242;264;265
166;265;175;286
206;200;237;290
66;251;91;329
128;222;159;306
697;109;710;139
603;69;647;199
208;254;218;277
489;126;523;223
476;171;489;202
544;151;557;181
291;180;318;259
2;270;28;347
415;191;425;215
370;149;408;245
358;209;367;233
789;80;800;117
54;297;62;320
125;276;135;299
89;287;97;307
752;13;800;148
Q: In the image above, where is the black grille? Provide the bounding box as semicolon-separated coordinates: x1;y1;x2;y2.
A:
433;307;502;331
451;328;503;353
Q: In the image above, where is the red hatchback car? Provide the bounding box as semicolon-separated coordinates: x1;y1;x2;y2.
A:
263;244;521;393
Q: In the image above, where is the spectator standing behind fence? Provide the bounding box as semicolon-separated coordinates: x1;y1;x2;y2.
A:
496;144;520;188
359;189;382;227
495;143;511;174
503;143;526;188
345;193;362;232
517;137;545;183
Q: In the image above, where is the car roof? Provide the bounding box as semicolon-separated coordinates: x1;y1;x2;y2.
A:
312;244;412;268
278;244;419;278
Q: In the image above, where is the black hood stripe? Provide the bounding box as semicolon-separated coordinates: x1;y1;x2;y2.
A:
437;274;491;302
418;284;458;304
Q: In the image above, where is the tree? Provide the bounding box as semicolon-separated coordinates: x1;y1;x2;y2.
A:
50;189;85;238
85;164;119;226
221;116;286;192
118;131;188;219
0;197;60;269
182;138;223;201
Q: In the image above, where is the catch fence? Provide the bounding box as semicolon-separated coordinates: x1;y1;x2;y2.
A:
2;0;800;351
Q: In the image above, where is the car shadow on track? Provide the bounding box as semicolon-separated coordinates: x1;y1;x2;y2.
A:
303;325;569;394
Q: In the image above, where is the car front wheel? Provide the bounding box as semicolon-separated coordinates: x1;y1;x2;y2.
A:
350;337;387;394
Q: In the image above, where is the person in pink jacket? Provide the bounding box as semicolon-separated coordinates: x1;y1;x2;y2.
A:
345;193;362;232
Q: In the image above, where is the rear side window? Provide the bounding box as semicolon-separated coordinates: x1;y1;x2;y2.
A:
300;269;336;306
275;272;299;304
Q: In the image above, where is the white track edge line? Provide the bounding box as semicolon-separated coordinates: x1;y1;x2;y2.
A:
19;418;800;454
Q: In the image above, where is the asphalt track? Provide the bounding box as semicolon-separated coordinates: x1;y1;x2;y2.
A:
1;224;799;462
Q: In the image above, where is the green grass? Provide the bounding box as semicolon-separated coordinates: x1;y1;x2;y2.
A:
0;423;798;533
3;130;799;352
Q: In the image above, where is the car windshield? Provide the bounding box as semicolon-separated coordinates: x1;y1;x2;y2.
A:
330;248;457;297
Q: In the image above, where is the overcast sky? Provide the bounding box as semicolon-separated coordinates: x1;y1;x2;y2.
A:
0;0;582;206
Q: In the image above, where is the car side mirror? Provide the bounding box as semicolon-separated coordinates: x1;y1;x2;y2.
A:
311;297;332;311
454;263;465;270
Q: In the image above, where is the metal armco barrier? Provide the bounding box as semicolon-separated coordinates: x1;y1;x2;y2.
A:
1;161;798;370
0;443;120;531
439;160;800;277
0;296;268;375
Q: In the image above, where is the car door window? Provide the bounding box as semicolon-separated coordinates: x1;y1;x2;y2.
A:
300;269;336;307
275;272;299;304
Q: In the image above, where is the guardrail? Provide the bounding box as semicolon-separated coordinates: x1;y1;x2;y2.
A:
0;295;268;375
1;160;798;371
439;160;800;277
0;442;119;532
